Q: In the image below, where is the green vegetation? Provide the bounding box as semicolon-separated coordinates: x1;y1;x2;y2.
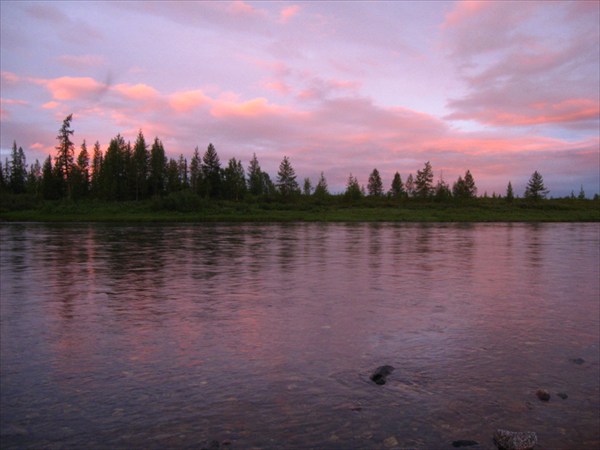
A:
1;114;598;223
1;194;598;223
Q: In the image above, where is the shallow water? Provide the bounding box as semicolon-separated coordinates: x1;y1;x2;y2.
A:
1;222;599;449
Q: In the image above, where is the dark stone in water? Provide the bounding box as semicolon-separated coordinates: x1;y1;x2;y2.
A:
452;439;479;447
535;389;550;401
557;392;568;399
570;357;585;365
370;365;394;385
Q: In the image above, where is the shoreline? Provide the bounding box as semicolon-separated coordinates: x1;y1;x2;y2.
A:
2;195;598;223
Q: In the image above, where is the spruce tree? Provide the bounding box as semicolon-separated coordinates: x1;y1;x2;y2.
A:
190;146;202;195
72;140;90;199
276;156;299;197
9;141;27;194
41;155;60;199
524;171;549;200
463;170;477;198
344;173;362;200
166;158;181;193
303;177;312;196
178;154;189;189
27;159;42;196
506;181;514;202
367;168;383;196
414;161;434;198
390;172;404;198
103;134;128;200
247;153;263;196
405;173;415;197
132;131;149;200
91;141;103;198
314;172;329;198
202;143;222;198
54;114;75;198
149;137;167;197
223;157;246;200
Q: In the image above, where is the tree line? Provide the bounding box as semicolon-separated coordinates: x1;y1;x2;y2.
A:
0;114;591;204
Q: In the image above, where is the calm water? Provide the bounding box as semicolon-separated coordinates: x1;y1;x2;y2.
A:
1;223;598;449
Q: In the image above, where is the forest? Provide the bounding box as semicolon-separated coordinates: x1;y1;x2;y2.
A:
1;114;598;222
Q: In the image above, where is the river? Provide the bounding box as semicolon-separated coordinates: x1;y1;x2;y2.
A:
1;223;598;449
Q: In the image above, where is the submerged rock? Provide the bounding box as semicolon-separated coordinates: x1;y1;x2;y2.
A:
493;429;537;450
370;365;395;385
383;435;399;447
570;357;585;365
535;389;550;401
557;392;568;400
452;439;479;447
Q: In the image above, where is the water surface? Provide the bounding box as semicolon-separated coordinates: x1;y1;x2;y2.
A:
1;223;599;449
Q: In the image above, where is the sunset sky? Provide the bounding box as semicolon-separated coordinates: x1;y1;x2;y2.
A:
1;1;598;196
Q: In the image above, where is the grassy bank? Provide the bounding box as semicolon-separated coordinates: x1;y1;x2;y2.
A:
1;194;598;222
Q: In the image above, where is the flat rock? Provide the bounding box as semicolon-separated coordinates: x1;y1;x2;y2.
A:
493;429;537;450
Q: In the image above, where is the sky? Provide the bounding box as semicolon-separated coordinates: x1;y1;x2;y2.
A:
1;0;599;197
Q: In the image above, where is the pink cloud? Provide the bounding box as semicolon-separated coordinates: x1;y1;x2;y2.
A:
280;5;300;23
1;71;20;84
169;90;210;113
228;1;259;16
210;97;291;118
113;83;160;102
443;1;599;130
447;98;600;127
441;0;487;29
42;101;60;109
262;80;292;95
35;76;107;101
1;98;28;106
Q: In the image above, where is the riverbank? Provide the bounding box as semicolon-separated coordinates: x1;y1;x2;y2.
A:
1;196;598;222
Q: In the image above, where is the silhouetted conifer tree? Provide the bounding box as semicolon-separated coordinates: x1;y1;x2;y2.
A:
390;172;404;198
524;171;548;200
367;168;383;196
344;173;362;200
54;114;75;198
415;161;434;198
9;141;27;194
149;137;167;196
132;131;149;200
276;156;299;197
189;146;202;195
202;143;222;198
506;181;514;202
405;173;415;197
223;157;246;200
314;172;329;198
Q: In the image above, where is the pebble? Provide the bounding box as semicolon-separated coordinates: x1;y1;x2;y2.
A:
535;389;550;401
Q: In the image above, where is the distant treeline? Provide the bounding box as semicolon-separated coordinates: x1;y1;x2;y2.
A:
1;114;595;204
